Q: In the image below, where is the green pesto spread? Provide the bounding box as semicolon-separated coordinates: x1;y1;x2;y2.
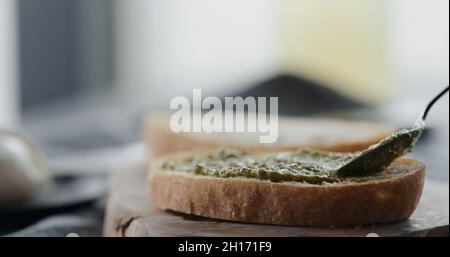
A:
161;122;423;184
162;148;365;184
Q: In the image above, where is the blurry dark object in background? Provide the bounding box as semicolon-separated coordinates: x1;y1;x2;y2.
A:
17;0;113;109
231;74;366;116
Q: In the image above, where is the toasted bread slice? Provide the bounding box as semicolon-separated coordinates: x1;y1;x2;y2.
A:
148;151;425;227
144;114;394;157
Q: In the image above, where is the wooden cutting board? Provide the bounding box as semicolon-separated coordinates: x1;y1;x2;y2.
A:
103;161;449;237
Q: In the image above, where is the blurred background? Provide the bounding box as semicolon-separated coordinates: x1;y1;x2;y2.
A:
0;0;448;235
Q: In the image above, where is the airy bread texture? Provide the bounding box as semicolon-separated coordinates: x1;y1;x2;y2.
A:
144;114;394;157
149;153;425;227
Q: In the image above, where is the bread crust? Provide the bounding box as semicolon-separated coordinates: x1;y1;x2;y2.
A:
144;114;394;157
149;156;425;227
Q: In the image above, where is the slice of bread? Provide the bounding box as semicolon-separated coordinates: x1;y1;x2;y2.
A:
144;114;394;157
148;151;425;227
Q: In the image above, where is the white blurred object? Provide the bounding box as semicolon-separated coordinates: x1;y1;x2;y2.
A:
113;0;279;108
0;0;19;128
390;0;449;101
0;130;50;204
0;1;49;204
